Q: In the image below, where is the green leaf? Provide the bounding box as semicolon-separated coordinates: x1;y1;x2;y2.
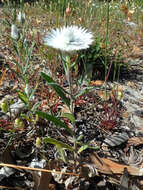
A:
13;44;20;58
57;146;67;163
43;137;74;151
43;137;74;163
41;72;70;107
13;8;17;23
75;86;94;98
89;146;100;150
63;113;75;123
76;135;84;141
78;144;89;154
18;91;28;105
29;80;39;100
36;111;74;135
23;43;35;75
20;113;31;121
31;102;40;112
3;19;11;27
71;61;77;68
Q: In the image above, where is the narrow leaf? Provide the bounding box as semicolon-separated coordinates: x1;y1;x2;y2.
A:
18;91;28;105
63;113;75;123
57;146;67;163
78;144;89;154
23;43;34;75
75;86;94;98
13;60;23;73
43;138;74;151
36;111;73;135
13;44;20;58
29;80;39;100
41;72;70;107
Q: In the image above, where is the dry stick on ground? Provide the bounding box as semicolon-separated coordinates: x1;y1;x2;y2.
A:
0;185;22;190
0;163;80;176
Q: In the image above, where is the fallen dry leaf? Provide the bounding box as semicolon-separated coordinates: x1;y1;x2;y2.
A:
101;157;141;176
90;152;113;174
36;165;52;190
97;90;110;101
2;145;16;164
126;81;136;88
0;68;7;87
90;80;104;86
122;111;129;119
128;137;143;146
132;45;143;56
90;152;142;176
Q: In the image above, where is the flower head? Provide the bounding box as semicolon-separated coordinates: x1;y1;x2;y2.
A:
11;24;19;40
43;25;93;52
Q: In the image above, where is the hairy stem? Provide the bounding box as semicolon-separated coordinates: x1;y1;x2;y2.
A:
65;56;77;170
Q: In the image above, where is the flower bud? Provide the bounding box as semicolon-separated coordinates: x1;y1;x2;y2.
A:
78;18;83;22
121;4;128;15
11;24;19;40
100;42;105;49
117;91;123;100
36;137;41;148
1;102;9;113
66;3;72;16
17;11;25;24
128;10;135;21
14;118;24;128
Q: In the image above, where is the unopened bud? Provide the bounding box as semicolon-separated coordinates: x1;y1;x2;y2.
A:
78;18;82;22
36;137;41;148
66;4;72;16
100;42;105;49
14;118;24;128
1;102;9;113
17;11;25;24
11;24;19;40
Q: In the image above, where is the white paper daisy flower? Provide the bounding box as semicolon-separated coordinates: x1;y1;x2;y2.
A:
43;25;93;52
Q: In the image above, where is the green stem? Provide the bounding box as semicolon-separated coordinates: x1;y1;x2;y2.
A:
66;68;73;114
105;1;110;95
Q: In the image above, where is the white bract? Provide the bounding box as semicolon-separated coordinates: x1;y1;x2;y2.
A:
11;24;19;40
17;11;25;23
43;25;93;52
